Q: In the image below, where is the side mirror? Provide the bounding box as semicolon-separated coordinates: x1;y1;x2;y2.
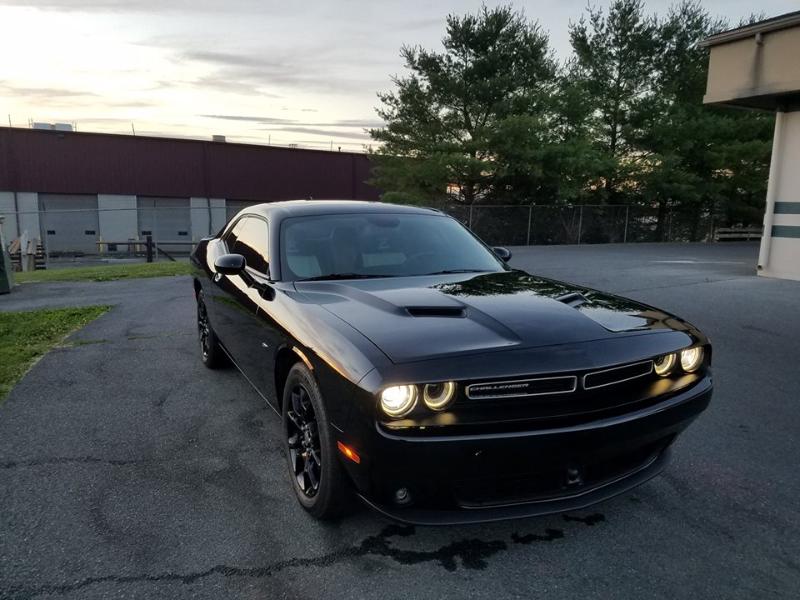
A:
492;246;512;262
214;253;246;275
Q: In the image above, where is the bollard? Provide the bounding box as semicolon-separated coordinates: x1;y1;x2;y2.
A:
0;216;14;294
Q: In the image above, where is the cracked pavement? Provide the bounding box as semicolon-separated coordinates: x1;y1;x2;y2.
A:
1;243;799;599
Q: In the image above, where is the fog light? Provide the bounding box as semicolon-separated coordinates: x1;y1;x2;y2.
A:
380;385;417;418
394;487;411;505
680;347;704;373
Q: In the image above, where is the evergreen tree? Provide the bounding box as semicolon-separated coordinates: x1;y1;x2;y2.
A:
568;0;658;205
369;1;773;240
636;2;773;239
369;5;556;205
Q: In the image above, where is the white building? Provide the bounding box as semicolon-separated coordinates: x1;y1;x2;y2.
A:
702;11;800;281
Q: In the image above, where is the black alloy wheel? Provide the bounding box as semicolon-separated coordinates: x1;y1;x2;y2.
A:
281;363;349;519
286;383;322;497
198;300;211;360
196;290;226;369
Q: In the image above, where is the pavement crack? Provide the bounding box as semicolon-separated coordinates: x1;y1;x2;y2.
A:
1;456;143;469
511;529;564;544
562;513;605;526
615;275;748;295
3;516;608;598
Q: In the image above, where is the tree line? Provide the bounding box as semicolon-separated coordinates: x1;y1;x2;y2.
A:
368;0;774;241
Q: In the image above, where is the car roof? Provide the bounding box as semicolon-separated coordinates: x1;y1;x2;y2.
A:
239;199;444;221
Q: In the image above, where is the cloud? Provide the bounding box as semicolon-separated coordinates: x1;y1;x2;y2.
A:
267;126;373;140
0;83;94;99
0;0;284;14
200;114;296;124
200;113;384;129
178;47;387;95
0;82;155;109
394;17;443;31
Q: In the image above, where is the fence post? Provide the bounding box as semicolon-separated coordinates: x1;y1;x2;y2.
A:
526;205;533;246
146;235;153;263
623;205;629;243
153;206;159;260
468;204;474;229
667;208;672;242
577;205;583;244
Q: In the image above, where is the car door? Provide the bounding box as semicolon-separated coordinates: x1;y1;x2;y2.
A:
211;216;264;366
212;215;280;402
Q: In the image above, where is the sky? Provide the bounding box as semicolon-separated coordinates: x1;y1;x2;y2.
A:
0;0;797;151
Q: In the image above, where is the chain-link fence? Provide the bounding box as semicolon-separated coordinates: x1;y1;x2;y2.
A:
1;201;728;268
446;204;719;246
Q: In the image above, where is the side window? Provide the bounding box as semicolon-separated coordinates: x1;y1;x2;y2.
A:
233;217;269;274
223;218;246;251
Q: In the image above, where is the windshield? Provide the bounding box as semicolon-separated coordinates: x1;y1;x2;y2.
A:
280;213;505;281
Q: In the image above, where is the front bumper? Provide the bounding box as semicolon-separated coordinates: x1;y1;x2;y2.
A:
341;376;712;525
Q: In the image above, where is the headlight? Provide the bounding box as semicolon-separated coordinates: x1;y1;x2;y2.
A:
423;381;456;411
680;347;704;373
653;353;677;376
380;385;417;418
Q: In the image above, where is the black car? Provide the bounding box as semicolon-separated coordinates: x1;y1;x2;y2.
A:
191;200;712;524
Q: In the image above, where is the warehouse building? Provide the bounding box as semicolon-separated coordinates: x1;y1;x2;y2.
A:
702;11;800;281
0;127;378;256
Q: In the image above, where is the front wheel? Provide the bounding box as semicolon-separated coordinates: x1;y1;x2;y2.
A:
282;363;350;519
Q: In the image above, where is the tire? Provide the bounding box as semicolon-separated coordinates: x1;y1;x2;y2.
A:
282;362;349;519
197;290;227;369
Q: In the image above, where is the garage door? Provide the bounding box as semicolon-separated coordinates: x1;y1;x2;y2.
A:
137;197;192;253
39;194;100;255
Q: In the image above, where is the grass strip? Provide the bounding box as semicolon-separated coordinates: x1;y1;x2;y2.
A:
0;305;110;401
14;262;193;283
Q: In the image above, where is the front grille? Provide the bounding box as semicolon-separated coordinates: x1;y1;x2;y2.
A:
464;360;654;401
583;360;653;390
466;375;577;400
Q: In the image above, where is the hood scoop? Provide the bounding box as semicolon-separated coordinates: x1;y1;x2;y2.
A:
556;291;588;308
406;306;466;318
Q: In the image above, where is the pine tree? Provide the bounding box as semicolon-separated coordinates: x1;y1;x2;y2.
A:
369;6;556;205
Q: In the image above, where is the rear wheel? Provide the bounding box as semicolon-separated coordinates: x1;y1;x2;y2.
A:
197;290;227;369
282;363;349;519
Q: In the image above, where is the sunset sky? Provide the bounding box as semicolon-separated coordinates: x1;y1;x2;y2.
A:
1;0;796;151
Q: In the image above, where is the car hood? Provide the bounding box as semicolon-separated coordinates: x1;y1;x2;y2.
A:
294;270;686;364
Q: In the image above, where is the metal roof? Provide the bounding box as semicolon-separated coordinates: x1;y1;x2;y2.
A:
700;10;800;47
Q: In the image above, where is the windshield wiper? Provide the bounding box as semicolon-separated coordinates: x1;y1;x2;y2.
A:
421;269;487;275
297;273;397;282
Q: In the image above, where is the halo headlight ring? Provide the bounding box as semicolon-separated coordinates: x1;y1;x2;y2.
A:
423;381;456;411
654;353;677;377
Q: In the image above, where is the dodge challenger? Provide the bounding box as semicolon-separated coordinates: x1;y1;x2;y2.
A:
190;200;712;524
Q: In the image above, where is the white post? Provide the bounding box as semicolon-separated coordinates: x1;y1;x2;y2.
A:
19;230;29;272
758;110;785;270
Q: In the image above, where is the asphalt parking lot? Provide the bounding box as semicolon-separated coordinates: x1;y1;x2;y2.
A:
1;242;799;599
